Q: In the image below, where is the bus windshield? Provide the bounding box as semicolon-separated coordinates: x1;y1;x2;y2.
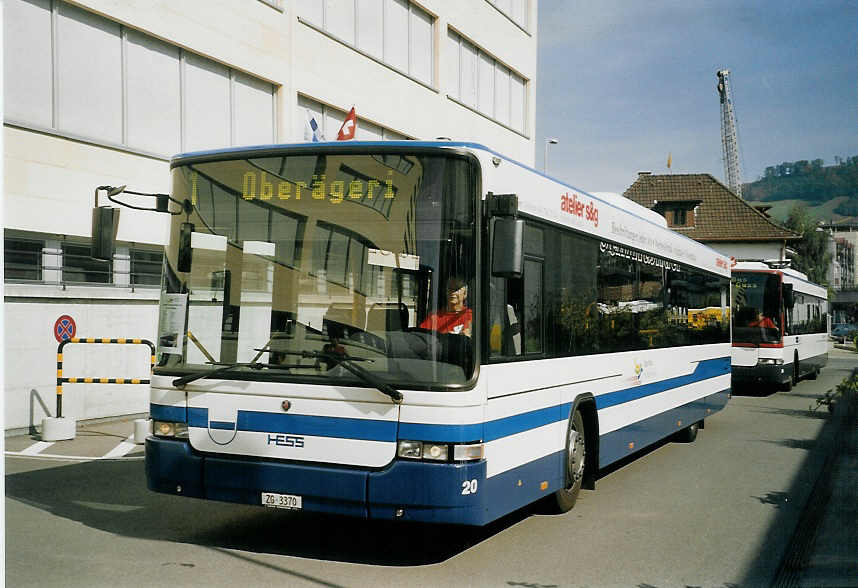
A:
156;151;478;389
732;272;781;344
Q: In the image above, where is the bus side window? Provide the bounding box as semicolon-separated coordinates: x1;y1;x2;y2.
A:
489;276;522;357
523;258;544;354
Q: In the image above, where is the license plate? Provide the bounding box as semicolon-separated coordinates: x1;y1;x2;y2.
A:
261;492;302;510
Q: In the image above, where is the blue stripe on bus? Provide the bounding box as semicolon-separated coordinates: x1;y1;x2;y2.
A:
187;408;396;442
150;403;187;423
188;407;208;427
209;421;236;430
484;404;568;442
397;422;484;443
594;357;730;410
179;357;728;443
238;411;396;441
395;404;575;443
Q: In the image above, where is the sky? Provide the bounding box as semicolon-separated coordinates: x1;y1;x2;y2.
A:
535;0;858;195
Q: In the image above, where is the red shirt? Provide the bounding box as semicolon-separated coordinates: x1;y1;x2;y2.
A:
420;308;472;335
750;316;776;328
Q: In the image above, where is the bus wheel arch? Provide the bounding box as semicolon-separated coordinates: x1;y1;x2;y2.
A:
547;395;598;513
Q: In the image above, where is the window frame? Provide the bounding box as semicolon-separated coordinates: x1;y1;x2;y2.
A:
297;0;436;89
3;236;45;282
446;29;529;136
4;0;277;158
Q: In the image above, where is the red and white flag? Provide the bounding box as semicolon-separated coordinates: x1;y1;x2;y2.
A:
337;107;357;141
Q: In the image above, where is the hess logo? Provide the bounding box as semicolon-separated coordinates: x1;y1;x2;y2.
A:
267;434;305;448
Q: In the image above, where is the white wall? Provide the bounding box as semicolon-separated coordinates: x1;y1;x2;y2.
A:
3;0;538;430
4;286;158;431
4;127;171;242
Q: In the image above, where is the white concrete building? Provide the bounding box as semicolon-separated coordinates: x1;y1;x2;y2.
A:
3;0;538;432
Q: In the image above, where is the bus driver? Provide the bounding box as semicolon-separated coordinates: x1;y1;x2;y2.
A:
420;277;472;337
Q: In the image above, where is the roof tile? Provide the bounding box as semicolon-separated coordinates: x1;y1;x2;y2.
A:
623;173;799;242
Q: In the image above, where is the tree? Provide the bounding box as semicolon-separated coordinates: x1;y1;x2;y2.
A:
785;204;832;284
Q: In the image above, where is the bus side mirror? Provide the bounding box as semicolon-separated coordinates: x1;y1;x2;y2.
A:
177;222;194;273
783;283;794;308
492;217;524;279
91;207;120;261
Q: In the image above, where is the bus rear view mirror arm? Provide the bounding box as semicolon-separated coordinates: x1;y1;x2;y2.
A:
90;184;191;261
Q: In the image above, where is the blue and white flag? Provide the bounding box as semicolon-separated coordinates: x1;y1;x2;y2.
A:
304;109;324;142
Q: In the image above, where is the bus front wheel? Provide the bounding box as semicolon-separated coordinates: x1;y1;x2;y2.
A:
550;408;586;513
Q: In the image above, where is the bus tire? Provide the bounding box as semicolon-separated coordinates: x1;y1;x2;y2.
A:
808;367;819;380
675;421;699;443
550;408;586;513
793;352;800;386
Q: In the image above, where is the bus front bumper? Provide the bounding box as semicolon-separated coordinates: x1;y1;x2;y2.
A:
731;363;789;385
145;437;489;526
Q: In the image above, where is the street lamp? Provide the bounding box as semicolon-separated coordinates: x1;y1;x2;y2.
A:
544;138;558;173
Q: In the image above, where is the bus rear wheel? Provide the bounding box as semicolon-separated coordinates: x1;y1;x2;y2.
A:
550;408;586;513
675;421;700;443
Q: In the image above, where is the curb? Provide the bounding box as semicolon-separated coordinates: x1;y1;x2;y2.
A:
772;371;857;587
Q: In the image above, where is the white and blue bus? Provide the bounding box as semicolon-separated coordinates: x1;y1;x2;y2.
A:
145;141;731;525
731;261;828;391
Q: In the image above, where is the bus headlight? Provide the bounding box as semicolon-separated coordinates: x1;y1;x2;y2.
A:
758;358;783;365
397;440;483;462
153;420;189;439
397;440;423;459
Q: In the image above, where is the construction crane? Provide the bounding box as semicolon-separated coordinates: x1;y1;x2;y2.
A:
717;69;744;197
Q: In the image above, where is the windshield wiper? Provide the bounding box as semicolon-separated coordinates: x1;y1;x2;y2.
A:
172;362;289;388
281;350;403;404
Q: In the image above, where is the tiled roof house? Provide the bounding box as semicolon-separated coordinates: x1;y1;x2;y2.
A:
623;172;800;261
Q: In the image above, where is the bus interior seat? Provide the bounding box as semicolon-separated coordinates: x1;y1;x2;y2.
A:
366;303;409;333
323;304;365;331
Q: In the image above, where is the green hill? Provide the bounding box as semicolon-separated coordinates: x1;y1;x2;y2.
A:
743;156;858;223
751;196;853;224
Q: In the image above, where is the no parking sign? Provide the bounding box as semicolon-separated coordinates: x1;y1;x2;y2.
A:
54;315;77;342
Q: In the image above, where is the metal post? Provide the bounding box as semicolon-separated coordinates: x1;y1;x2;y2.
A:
544;138;558;173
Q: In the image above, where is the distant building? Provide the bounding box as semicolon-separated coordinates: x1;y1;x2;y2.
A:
623;172;799;263
822;224;858;290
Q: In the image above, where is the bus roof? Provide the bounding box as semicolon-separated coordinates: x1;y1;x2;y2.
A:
733;262;827;298
172;140;729;277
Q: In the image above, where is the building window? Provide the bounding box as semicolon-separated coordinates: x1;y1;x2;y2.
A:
62;243;111;284
656;202;698;228
296;0;434;87
131;248;164;287
486;0;529;30
4;237;44;281
446;30;527;133
4;0;276;156
296;95;409;141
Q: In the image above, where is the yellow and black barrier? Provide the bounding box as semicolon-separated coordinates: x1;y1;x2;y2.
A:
56;337;156;418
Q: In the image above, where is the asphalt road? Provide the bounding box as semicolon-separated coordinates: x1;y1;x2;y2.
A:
6;347;856;588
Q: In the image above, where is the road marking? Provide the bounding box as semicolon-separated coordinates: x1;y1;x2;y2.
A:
102;436;139;459
5;451;143;461
19;441;54;456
